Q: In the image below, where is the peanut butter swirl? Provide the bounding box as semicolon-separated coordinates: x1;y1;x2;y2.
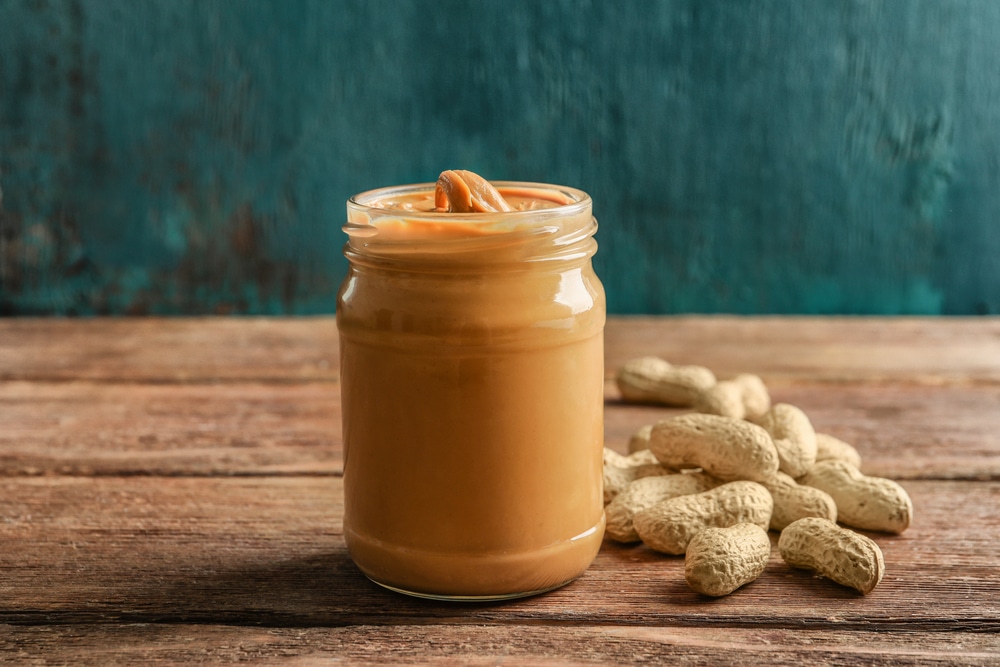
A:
435;170;514;213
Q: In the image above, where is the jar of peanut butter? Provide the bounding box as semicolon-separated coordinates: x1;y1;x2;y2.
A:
337;171;606;600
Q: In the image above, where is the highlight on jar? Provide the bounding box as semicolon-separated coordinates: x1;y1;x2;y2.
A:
337;169;607;601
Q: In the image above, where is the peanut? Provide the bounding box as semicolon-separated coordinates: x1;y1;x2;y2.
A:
694;380;746;420
633;480;773;555
616;357;716;406
734;373;771;422
633;463;673;480
610;357;909;598
779;517;884;594
627;423;654;454
603;447;659;469
649;413;780;483
759;403;817;478
684;523;772;596
602;448;671;504
605;473;719;543
815;432;863;468
435;169;513;213
799;460;912;534
760;471;838;531
603;465;635;505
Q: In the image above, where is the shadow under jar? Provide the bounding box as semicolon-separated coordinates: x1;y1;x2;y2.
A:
337;181;606;600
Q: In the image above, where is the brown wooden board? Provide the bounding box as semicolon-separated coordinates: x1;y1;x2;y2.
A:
0;477;995;631
0;381;340;476
604;316;1000;384
2;317;998;665
3;380;996;480
0;318;339;383
1;624;998;666
3;317;1000;384
604;383;1000;481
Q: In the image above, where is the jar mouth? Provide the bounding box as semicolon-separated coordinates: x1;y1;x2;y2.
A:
347;181;591;226
344;181;596;266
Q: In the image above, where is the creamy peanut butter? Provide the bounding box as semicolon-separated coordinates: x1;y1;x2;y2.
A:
337;172;606;599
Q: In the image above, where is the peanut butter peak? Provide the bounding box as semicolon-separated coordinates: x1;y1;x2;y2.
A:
435;170;514;213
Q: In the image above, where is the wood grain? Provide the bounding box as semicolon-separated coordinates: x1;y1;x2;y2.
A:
2;624;998;666
0;318;338;383
3;378;995;479
1;317;998;665
0;477;995;630
0;381;340;475
605;383;1000;480
4;316;1000;383
605;316;1000;384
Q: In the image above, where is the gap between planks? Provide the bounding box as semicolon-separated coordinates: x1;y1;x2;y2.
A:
1;623;998;667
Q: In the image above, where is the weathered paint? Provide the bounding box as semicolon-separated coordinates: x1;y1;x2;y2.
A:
1;0;998;315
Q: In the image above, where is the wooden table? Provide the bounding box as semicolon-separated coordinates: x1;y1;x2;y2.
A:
1;316;999;664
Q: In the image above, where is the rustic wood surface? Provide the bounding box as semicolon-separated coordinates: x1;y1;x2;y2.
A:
1;317;998;665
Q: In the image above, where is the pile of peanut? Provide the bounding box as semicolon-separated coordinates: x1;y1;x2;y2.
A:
605;356;912;597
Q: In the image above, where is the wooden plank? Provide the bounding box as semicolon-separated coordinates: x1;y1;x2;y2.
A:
604;383;1000;480
3;380;997;479
2;317;997;663
3;317;1000;384
0;477;996;630
0;318;338;383
605;316;1000;384
0;381;340;476
1;624;997;666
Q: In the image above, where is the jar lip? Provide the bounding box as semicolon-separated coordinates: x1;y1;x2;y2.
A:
347;181;592;222
344;181;596;265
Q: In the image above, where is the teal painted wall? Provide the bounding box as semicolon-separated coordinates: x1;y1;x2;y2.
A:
1;0;999;315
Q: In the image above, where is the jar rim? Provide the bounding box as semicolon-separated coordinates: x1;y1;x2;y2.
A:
347;181;592;223
344;181;596;267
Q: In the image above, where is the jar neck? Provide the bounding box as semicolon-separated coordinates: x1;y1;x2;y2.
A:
343;182;597;271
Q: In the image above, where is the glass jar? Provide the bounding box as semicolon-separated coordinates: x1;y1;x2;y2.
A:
337;181;606;600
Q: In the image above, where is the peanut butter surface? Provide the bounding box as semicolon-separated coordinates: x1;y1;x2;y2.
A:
350;173;582;249
372;186;568;213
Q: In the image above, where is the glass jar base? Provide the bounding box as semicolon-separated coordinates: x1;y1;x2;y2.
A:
367;576;578;602
345;516;605;602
